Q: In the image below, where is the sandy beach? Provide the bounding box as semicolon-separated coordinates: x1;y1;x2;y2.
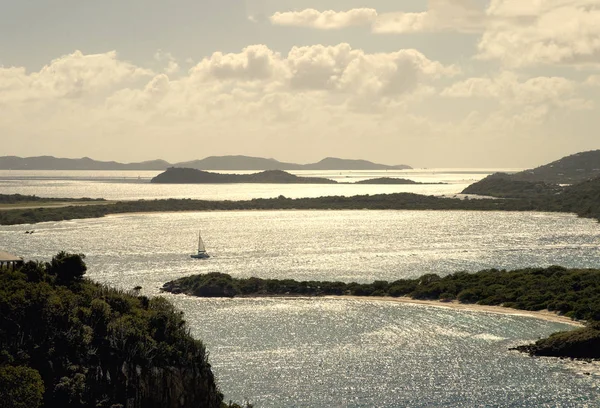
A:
328;296;584;326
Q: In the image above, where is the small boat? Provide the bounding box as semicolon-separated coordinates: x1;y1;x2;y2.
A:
191;230;210;259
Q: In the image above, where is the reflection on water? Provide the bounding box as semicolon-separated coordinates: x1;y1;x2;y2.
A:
0;169;515;200
4;210;599;289
2;209;599;406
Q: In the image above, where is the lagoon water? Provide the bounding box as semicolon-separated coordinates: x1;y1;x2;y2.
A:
2;170;600;406
0;168;519;200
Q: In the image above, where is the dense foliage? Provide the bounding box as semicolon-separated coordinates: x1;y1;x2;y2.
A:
512;324;600;359
163;267;600;321
0;253;224;408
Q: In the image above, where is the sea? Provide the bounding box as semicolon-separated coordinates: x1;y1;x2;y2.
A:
2;169;600;407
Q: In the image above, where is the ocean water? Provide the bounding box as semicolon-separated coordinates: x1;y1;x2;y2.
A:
0;168;520;200
2;209;600;406
2;170;600;406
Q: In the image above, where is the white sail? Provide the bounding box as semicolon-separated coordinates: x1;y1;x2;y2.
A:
197;230;206;253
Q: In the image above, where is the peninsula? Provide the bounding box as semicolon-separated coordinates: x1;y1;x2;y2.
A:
162;267;600;360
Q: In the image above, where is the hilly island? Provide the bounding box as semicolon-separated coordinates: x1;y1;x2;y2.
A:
0;155;412;171
150;168;440;185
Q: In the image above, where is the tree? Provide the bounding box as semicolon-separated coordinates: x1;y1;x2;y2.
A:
47;252;87;285
0;365;44;408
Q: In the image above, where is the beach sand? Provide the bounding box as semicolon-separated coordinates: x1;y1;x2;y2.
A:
328;296;584;327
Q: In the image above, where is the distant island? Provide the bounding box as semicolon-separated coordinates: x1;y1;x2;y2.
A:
354;177;444;185
150;168;441;185
0;155;412;171
151;168;337;184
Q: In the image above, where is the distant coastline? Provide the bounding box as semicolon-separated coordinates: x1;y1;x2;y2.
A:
0;155;412;171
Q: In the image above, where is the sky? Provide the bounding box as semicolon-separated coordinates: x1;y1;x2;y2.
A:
1;0;600;168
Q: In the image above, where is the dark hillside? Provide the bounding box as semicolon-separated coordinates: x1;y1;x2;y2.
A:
0;253;224;408
462;173;561;198
511;150;600;184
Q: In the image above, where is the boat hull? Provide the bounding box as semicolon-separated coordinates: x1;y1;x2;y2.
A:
191;253;210;259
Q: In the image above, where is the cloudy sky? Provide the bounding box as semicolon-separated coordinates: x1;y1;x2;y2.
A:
2;0;600;167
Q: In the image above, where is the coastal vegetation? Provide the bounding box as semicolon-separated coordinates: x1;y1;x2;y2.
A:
0;194;104;205
2;174;600;226
0;253;238;408
162;266;600;360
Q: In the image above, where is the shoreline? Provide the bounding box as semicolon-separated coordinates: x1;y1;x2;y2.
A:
331;296;584;326
183;292;585;327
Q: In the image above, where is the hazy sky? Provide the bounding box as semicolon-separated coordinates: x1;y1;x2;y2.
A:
2;0;600;167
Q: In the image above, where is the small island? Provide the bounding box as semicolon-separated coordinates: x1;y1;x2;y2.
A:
151;168;337;184
354;177;445;185
151;168;441;185
162;266;600;360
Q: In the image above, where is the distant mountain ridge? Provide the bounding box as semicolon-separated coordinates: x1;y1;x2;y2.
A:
0;155;412;171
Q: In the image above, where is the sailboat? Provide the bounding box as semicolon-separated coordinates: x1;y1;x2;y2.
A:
191;230;210;259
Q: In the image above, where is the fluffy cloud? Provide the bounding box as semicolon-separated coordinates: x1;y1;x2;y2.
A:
269;8;378;30
186;43;457;101
442;72;593;118
373;0;485;34
3;47;599;167
0;50;151;103
478;0;600;67
267;1;485;34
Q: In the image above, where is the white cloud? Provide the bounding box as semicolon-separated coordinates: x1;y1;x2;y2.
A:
442;72;593;122
0;50;151;103
187;43;457;102
374;0;485;34
478;0;600;67
270;8;378;30
268;1;486;34
2;47;599;167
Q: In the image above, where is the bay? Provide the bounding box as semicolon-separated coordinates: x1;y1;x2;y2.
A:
0;168;521;200
2;170;600;406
